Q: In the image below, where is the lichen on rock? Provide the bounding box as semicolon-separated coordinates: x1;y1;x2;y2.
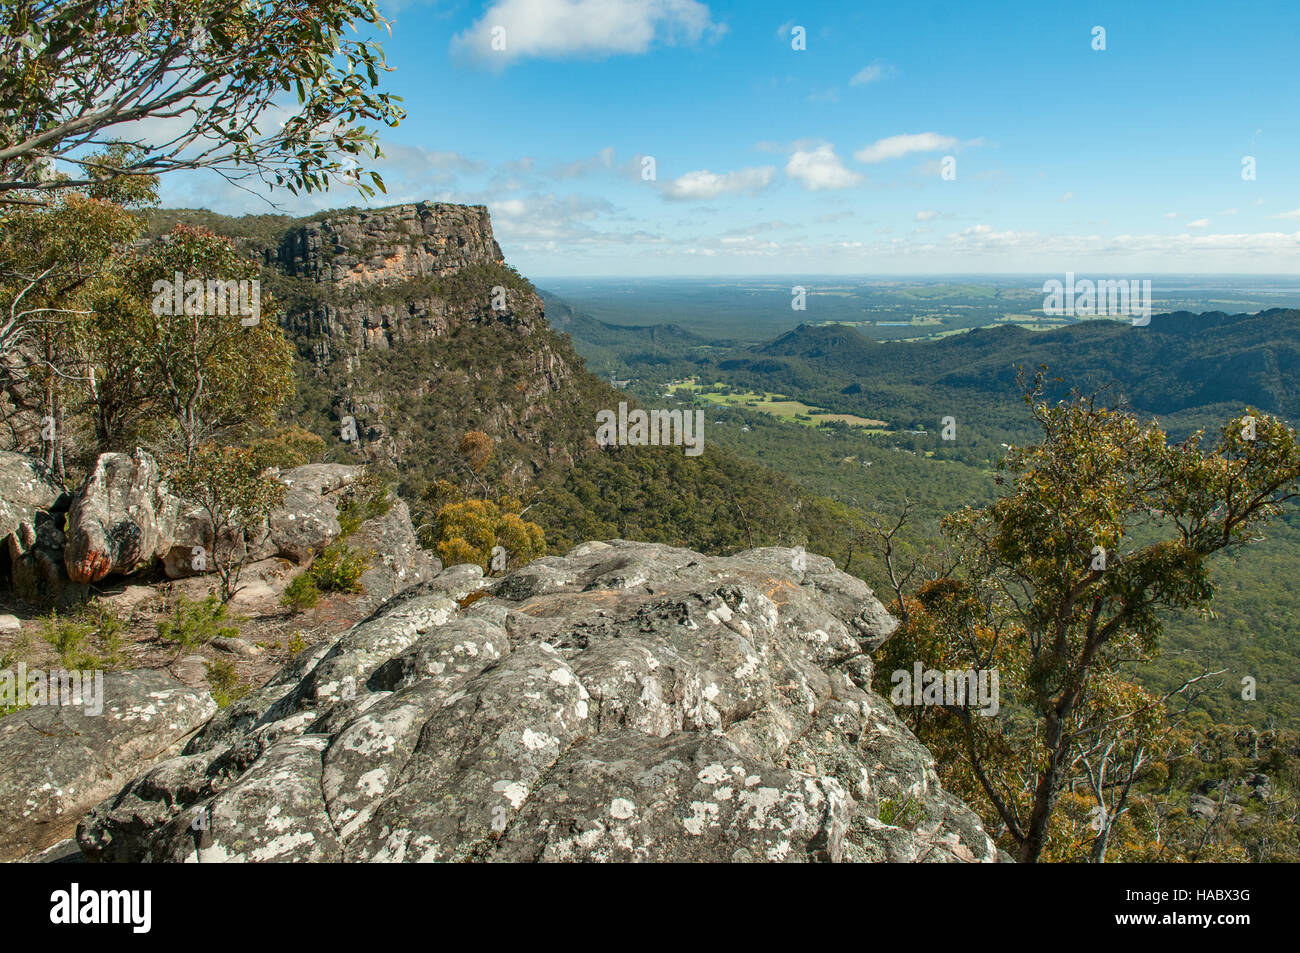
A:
77;540;1004;863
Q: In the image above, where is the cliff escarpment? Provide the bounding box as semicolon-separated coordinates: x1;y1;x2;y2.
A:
217;202;599;487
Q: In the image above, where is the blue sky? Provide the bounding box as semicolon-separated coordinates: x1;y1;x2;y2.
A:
161;0;1300;276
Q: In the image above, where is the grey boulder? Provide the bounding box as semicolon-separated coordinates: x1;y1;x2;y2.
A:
0;670;215;860
63;450;177;583
77;541;1001;863
0;451;64;540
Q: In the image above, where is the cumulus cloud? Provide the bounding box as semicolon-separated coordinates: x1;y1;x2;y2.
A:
661;166;775;200
853;132;959;163
487;192;628;245
451;0;725;66
784;144;861;191
1186;218;1210;228
849;63;894;85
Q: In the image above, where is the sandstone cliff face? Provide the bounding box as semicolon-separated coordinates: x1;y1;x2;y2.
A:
276;201;545;360
278;203;504;287
78;542;1005;863
271;201;585;477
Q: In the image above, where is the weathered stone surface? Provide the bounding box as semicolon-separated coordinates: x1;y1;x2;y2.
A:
0;451;64;540
278;202;504;288
53;452;382;583
77;541;1000;863
277;463;359;497
345;498;440;613
159;503;277;580
63;450;177;583
0;670;215;860
8;512;87;607
268;487;341;564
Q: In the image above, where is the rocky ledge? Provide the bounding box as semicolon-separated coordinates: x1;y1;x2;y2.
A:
77;540;1003;863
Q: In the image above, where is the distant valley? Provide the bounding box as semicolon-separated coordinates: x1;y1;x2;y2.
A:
543;283;1300;728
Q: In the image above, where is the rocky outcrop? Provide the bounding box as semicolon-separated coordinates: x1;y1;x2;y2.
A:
276;202;547;365
8;511;86;608
345;497;440;615
0;448;432;602
58;453;374;587
77;541;1002;863
63;449;177;584
278;203;504;287
0;451;64;540
0;670;215;860
266;201;593;479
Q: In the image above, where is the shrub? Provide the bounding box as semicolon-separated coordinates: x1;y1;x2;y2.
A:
337;466;395;537
205;657;250;708
282;572;320;611
309;541;368;593
157;595;240;649
247;425;328;471
37;605;127;670
165;444;286;601
433;498;545;573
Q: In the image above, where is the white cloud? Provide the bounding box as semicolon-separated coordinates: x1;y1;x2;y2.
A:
661;166;775;200
487;192;626;245
374;144;484;180
914;209;938;221
1187;218;1210;228
1059;191;1074;202
1271;207;1300;220
545;146;617;179
1163;211;1178;219
451;0;725;65
853;132;958;163
849;63;894;85
784;144;861;191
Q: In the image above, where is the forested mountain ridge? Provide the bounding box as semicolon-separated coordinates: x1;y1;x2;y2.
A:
755;310;1300;424
152;203;834;557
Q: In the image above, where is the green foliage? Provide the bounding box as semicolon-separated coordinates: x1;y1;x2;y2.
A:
204;657;250;709
0;0;403;202
127;226;295;457
337;467;395;537
309;541;368;593
157;595;240;649
36;605;127;670
433;498;545;573
247;425;328;471
874;387;1300;862
0;159;153;470
282;572;321;611
877;797;924;828
166;443;286;600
